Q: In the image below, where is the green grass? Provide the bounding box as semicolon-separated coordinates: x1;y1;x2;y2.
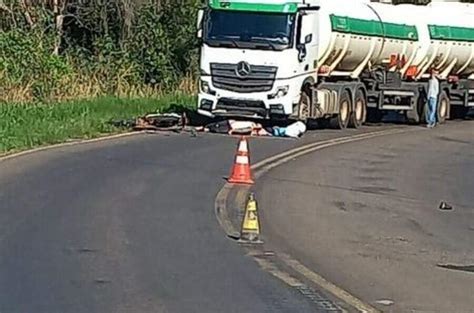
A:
0;94;196;155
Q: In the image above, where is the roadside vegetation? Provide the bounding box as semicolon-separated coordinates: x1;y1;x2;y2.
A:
0;95;195;154
0;0;200;154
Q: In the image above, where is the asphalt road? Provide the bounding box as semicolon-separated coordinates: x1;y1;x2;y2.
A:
258;121;474;312
0;125;398;313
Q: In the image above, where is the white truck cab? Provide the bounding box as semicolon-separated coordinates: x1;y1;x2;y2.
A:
196;0;320;119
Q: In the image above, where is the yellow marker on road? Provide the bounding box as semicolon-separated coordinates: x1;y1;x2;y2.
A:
239;193;262;244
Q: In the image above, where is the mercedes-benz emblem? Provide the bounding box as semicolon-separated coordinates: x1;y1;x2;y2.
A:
236;61;251;78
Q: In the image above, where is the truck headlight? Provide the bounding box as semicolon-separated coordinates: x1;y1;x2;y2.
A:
268;85;289;100
200;80;215;95
200;80;210;93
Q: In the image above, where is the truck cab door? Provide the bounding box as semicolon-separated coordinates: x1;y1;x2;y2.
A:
297;10;318;74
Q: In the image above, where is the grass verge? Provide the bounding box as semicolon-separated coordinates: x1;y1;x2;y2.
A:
0;94;196;155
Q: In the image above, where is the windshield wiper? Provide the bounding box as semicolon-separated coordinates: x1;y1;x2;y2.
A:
251;36;291;49
252;36;289;45
248;37;279;51
208;36;242;48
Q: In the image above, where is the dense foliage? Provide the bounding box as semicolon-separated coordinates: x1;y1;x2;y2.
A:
0;0;201;102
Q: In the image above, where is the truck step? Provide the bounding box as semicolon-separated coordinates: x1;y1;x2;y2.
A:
381;105;412;110
383;90;415;97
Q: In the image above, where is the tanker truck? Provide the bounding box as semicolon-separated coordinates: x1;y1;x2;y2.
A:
196;0;474;128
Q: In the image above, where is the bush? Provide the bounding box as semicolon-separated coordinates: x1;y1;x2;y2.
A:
0;0;202;102
0;31;72;101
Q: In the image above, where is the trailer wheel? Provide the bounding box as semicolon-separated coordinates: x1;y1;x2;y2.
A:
437;91;449;124
349;89;367;128
329;90;350;129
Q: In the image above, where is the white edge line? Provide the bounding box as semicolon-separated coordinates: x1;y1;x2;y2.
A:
0;132;143;163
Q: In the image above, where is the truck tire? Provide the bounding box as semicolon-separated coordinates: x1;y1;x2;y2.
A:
298;90;311;121
297;90;320;129
420;97;429;125
451;106;469;119
437;91;449;124
329;90;350;129
349;89;367;128
406;95;425;124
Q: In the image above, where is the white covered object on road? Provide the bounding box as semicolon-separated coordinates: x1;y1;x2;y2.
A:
285;121;307;138
273;121;307;138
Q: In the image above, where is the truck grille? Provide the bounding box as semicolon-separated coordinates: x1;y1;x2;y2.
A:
210;63;277;93
216;98;267;116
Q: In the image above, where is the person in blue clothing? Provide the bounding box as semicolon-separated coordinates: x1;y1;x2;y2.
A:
426;69;440;128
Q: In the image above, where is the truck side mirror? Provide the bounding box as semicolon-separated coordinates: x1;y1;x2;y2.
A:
197;9;204;39
297;45;307;62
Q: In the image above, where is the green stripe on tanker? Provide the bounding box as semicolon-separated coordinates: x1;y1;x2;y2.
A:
429;25;474;42
330;15;418;41
209;0;298;13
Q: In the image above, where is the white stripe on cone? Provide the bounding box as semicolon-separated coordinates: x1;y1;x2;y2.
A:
236;155;249;164
238;140;248;153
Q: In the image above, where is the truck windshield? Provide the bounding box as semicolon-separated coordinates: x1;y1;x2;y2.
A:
204;10;295;51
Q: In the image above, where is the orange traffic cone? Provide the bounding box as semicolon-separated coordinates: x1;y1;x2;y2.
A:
228;136;254;185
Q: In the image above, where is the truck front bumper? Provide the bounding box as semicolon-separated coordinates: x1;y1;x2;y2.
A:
197;77;300;119
198;97;287;118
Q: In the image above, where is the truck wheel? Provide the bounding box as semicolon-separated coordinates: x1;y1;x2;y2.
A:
406;95;425;124
298;90;311;121
437;91;449;124
298;90;319;129
420;97;429;124
349;89;367;128
329;90;350;129
451;106;469;120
